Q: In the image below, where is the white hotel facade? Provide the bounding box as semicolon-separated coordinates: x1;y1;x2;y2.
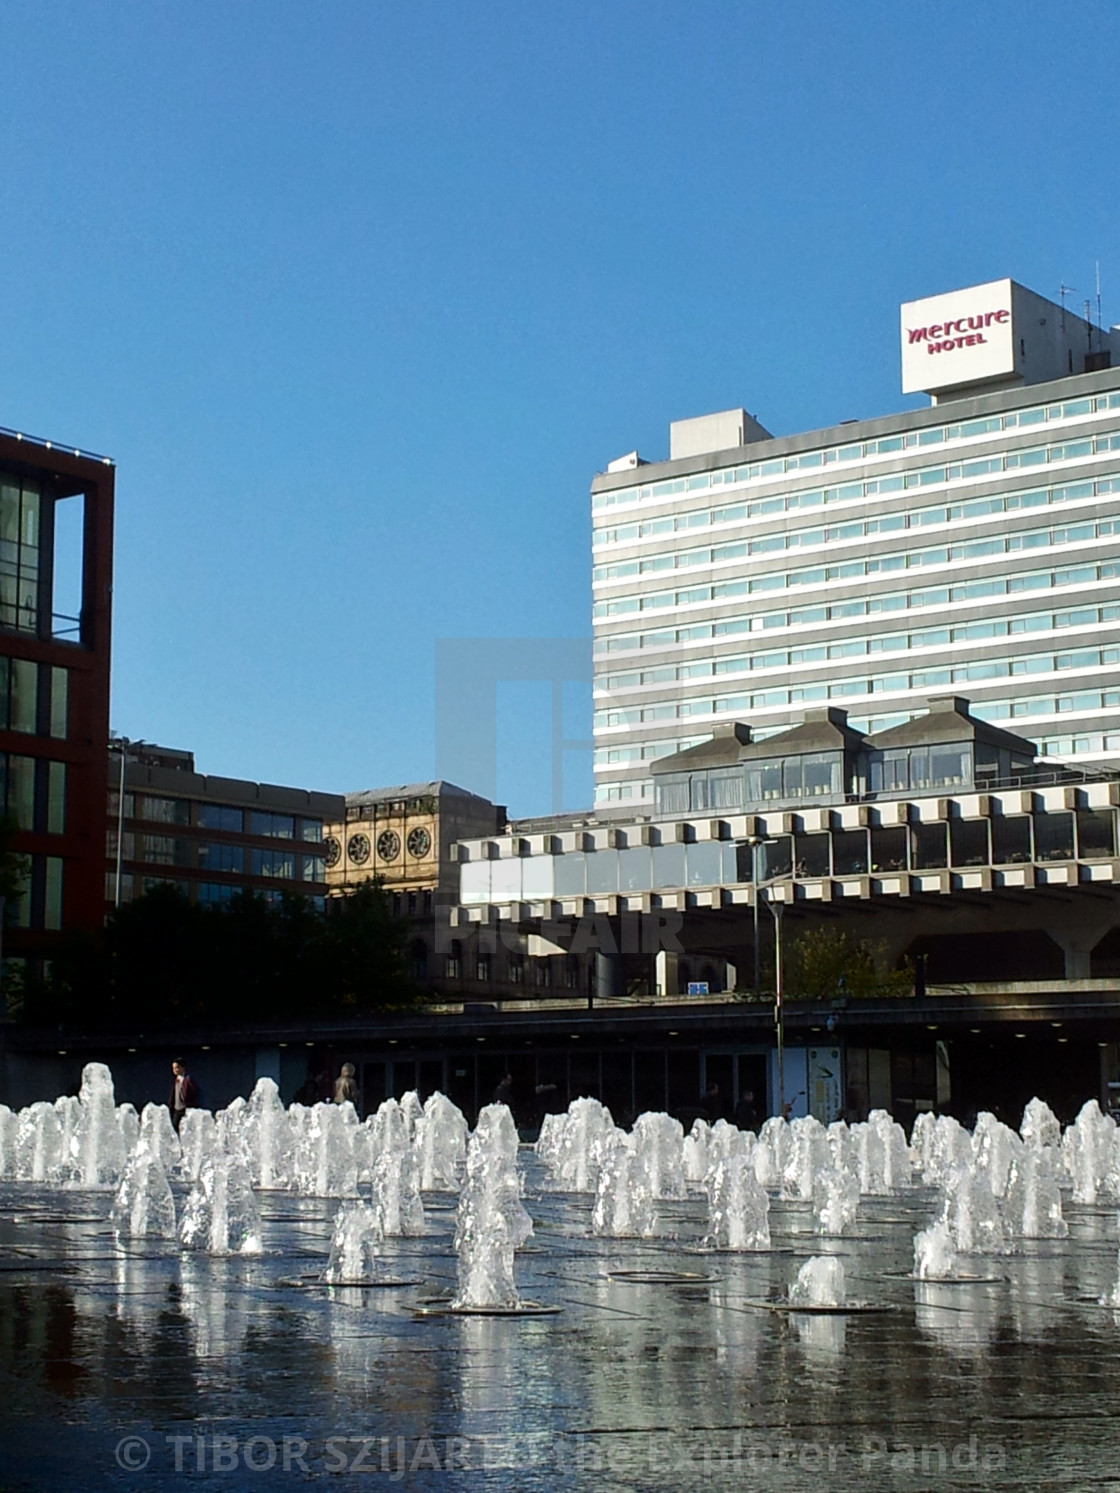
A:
591;278;1120;811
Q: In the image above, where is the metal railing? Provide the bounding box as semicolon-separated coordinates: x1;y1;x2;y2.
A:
0;424;113;466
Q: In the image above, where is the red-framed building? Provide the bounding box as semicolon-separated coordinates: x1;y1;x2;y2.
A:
0;427;114;974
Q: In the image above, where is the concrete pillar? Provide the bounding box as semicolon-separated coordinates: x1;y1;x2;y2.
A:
1046;925;1110;980
596;950;626;1003
655;949;678;998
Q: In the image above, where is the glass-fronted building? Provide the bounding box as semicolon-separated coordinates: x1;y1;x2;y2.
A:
591;279;1120;812
107;742;342;910
0;426;114;973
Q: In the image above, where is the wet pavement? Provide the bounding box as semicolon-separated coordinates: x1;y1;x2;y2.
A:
1;1160;1119;1490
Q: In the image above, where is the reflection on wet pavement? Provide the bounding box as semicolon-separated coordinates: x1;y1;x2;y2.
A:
1;1166;1118;1489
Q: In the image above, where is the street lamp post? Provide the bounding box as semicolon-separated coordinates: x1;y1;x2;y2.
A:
766;896;786;1115
746;835;776;998
111;737;143;909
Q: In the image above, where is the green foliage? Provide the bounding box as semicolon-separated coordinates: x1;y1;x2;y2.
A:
783;925;912;1001
19;880;421;1028
0;813;28;910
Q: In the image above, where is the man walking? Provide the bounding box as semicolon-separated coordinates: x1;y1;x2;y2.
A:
169;1057;200;1133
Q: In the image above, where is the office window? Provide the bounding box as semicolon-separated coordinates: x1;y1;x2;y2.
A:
108;790;136;820
251;847;295;878
106;829;136;859
476;952;491;982
198;842;244;873
446;939;462;979
509;954;525;984
141;876;191;896
197;881;237;905
199;802;242;832
249;810;295;839
298;818;323;842
141;835;192;867
141;796;191;825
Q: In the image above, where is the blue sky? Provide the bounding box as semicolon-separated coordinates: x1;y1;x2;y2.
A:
3;1;1119;816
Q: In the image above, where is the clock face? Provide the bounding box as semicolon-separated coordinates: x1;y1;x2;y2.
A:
377;829;401;863
324;836;341;869
407;826;432;858
347;833;371;865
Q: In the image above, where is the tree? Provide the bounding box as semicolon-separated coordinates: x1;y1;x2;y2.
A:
17;877;421;1029
783;925;911;1002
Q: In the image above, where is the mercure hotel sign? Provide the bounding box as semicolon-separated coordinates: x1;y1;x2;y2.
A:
901;279;1016;395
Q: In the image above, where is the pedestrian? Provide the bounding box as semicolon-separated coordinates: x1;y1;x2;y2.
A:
493;1072;514;1109
734;1088;759;1132
293;1072;320;1106
333;1062;360;1109
700;1081;725;1121
169;1057;200;1134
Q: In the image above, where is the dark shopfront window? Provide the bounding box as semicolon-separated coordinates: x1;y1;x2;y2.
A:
1034;812;1074;861
870;826;907;872
1077;809;1116;859
950;818;989;867
992;815;1032;864
911;822;948;870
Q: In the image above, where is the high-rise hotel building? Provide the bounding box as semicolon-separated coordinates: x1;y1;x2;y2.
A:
591;278;1120;811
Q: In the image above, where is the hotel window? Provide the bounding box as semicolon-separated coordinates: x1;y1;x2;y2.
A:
0;474;41;634
44;857;63;930
0;754;35;829
49;667;68;738
46;761;65;835
0;658;37;732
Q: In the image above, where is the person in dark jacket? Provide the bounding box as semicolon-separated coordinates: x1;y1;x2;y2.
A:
169;1057;200;1133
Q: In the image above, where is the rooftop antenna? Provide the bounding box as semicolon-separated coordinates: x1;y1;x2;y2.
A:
1097;261;1103;343
1084;300;1094;349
